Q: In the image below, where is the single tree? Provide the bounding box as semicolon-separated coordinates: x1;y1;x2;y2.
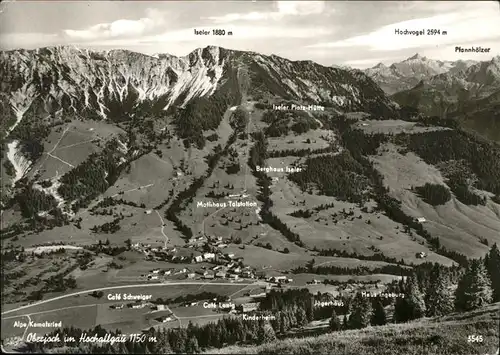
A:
485;243;500;302
371;298;387;326
348;292;372;329
257;321;277;344
342;314;348;330
329;309;342;331
455;259;493;311
394;274;426;322
185;336;199;354
426;264;454;317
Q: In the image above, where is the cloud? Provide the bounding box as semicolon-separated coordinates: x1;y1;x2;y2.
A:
275;1;325;16
0;32;61;49
306;3;500;52
204;1;325;23
63;8;165;41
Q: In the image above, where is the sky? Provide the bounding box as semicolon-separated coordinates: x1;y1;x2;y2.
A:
0;0;499;69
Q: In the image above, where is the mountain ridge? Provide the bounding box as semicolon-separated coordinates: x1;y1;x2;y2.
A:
364;53;480;94
0;44;397;137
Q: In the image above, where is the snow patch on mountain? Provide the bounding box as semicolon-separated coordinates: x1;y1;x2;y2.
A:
8;88;37;134
7;140;32;186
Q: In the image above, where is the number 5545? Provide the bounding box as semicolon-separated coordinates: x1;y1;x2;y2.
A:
467;335;483;343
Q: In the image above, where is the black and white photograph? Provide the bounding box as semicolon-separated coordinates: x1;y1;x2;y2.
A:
1;1;499;354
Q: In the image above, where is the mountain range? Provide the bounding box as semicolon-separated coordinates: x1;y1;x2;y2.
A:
363;53;478;95
364;54;500;141
0;45;395;137
1;44;500;353
0;45;399;211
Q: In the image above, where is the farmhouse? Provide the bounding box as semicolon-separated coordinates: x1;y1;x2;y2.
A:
416;252;427;259
417;217;426;223
130;303;146;309
194;256;203;263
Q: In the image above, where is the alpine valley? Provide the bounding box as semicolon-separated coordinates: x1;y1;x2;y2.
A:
1;46;499;355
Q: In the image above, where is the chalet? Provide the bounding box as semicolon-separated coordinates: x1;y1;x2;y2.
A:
187;273;196;279
272;276;288;283
229;274;239;280
151;269;160;274
218;244;228;248
237;302;259;313
149;275;159;280
203;253;216;260
233;267;241;273
131;303;146;309
204;271;215;279
145;210;153;215
194;256;203;263
250;289;267;299
156;316;173;323
157;304;166;311
417;217;426;223
212;265;222;271
164;270;172;276
241;270;254;278
226;253;235;259
216;271;227;278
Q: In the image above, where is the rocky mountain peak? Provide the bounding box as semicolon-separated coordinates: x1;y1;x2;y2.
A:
406;53;426;61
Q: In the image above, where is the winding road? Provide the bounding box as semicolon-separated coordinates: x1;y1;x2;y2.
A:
1;281;265;316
